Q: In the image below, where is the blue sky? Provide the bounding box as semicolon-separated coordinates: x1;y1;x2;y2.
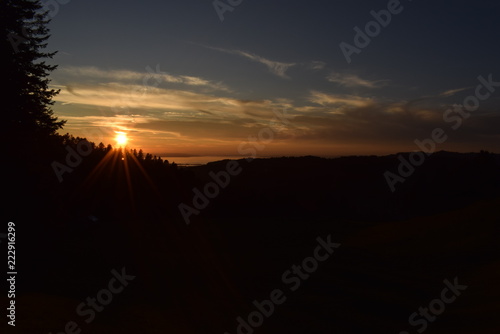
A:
46;0;500;156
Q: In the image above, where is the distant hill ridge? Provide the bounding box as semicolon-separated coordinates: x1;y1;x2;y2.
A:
186;150;500;223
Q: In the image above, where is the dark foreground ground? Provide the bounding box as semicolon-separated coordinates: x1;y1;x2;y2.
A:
2;151;500;333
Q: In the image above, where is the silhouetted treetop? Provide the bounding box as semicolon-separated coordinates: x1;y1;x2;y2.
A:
2;0;64;143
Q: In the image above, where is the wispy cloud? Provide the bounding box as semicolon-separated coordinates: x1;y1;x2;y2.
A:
327;73;386;89
309;61;326;71
204;46;296;78
54;81;291;125
402;86;474;109
439;87;471;97
309;91;374;109
56;66;231;92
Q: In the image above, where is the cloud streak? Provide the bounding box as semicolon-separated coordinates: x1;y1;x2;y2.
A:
204;46;296;78
56;66;231;92
439;87;471;97
309;91;374;109
54;81;292;126
327;72;387;89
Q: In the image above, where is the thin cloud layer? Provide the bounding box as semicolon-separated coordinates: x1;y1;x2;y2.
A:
51;66;500;155
309;61;327;71
309;91;374;109
439;87;471;97
205;46;296;78
327;73;386;89
57;66;231;92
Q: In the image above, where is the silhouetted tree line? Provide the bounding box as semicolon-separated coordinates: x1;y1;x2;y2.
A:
188;151;500;226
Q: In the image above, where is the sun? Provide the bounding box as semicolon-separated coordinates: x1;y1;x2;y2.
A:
115;131;128;147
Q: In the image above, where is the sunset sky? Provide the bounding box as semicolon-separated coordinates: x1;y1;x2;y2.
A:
47;0;500;157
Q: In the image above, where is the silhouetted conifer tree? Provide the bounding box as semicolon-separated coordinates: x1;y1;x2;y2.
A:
1;0;65;146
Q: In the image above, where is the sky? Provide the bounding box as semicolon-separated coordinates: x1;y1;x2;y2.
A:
46;0;500;157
